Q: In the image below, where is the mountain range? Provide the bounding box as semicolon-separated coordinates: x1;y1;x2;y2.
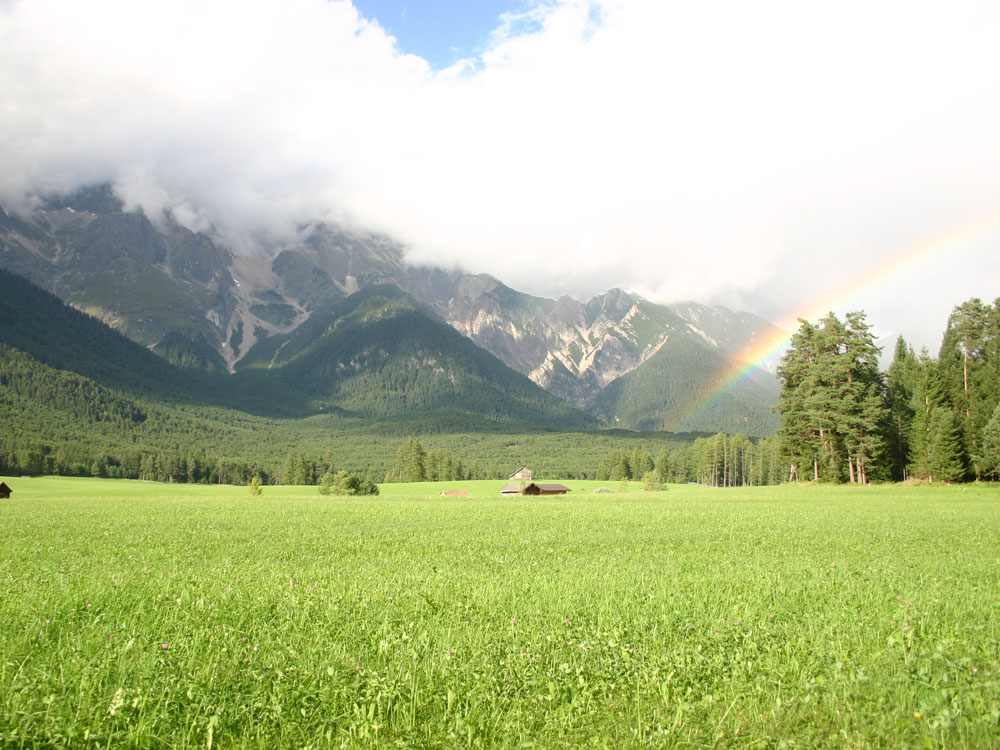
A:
0;184;783;435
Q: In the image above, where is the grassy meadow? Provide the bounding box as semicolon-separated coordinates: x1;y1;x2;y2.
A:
1;478;998;748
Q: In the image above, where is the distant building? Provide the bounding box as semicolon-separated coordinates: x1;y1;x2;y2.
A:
440;490;469;496
0;482;11;498
509;467;533;481
500;482;571;496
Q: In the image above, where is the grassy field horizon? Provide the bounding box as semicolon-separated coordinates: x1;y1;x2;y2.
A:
1;479;997;747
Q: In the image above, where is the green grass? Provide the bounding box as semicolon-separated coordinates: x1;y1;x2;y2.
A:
1;480;998;748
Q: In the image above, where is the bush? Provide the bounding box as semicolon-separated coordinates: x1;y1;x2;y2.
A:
642;471;664;491
319;471;379;496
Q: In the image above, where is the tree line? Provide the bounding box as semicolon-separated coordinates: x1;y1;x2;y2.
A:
594;433;784;488
384;437;490;482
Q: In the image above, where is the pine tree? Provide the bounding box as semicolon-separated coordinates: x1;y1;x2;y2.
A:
908;351;948;480
776;319;823;481
776;312;888;483
319;470;335;495
837;311;887;484
939;298;989;476
974;403;1000;480
928;408;965;482
395;437;426;482
886;336;918;480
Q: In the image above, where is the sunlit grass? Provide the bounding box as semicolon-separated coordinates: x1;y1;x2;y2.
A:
1;480;997;747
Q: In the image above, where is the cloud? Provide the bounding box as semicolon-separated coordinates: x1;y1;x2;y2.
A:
1;0;999;349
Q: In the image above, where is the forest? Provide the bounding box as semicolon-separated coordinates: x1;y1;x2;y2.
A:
775;298;1000;483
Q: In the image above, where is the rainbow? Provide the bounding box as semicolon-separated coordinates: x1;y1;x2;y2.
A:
674;209;1000;433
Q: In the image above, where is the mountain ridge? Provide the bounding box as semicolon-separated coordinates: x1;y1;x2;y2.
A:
0;184;783;435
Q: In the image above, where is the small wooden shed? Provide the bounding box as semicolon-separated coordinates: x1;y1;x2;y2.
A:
500;482;571;496
440;489;469;496
508;467;533;481
0;482;12;498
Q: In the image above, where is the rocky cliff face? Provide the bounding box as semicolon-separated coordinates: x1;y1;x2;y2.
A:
0;185;783;432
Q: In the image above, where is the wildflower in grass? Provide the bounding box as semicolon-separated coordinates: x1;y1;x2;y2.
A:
510;618;517;625
161;643;169;650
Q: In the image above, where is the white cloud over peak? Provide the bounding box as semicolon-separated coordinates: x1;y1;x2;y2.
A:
1;0;999;348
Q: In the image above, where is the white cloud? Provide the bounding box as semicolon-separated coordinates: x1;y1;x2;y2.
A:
1;0;999;350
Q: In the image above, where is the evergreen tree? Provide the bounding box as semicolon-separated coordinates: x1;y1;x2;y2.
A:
641;470;663;491
908;351;948;480
395;437;426;482
886;336;918;480
776;311;887;483
836;311;888;484
938;298;992;477
654;449;671;484
775;319;823;481
319;470;335;495
631;447;654;479
928;408;965;482
668;444;690;483
975;403;1000;480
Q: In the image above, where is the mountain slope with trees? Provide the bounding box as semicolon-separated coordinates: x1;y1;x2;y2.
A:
234;285;598;429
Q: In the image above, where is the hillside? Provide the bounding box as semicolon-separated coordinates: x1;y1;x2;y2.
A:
593;335;781;434
0;267;210;403
235;285;598;429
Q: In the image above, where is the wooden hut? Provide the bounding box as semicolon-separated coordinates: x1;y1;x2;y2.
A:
500;482;571;496
508;467;533;481
0;482;11;498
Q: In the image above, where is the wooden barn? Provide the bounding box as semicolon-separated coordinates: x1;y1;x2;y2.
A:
0;482;11;498
508;467;533;481
500;482;571;496
440;490;469;496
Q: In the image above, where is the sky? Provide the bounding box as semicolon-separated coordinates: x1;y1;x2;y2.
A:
1;0;999;353
350;1;523;68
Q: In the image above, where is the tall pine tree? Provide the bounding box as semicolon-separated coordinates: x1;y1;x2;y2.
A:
907;351;949;480
776;311;887;483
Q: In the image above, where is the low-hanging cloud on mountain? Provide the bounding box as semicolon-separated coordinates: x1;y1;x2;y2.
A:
2;0;999;349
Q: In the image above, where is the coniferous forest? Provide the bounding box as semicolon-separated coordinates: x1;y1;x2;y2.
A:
775;299;1000;483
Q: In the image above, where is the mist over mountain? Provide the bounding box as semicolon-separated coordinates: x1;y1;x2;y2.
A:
0;185;782;435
